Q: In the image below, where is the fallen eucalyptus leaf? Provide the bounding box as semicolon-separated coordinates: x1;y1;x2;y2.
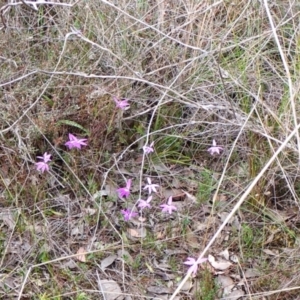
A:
224;289;245;299
244;268;260;278
208;254;232;271
76;247;86;263
216;275;234;295
181;190;197;202
98;280;124;300
127;227;147;238
101;255;117;271
147;286;171;294
117;249;133;264
59;260;77;269
263;249;278;256
219;249;230;260
0;210;16;230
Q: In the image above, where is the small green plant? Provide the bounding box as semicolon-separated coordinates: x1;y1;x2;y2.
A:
75;292;89;300
38;248;50;263
197;169;216;204
57;120;90;136
195;268;219;300
241;224;254;247
87;174;98;194
131;254;142;270
181;216;191;235
38;293;49;300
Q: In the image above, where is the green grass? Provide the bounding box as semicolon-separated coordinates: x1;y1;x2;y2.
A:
195;268;219;300
197;168;216;204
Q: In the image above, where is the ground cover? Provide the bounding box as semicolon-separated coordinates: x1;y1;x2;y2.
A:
1;1;300;299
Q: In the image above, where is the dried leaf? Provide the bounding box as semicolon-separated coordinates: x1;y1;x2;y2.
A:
26;224;46;234
127;227;147;238
185;227;199;249
230;254;239;263
92;190;108;199
151;295;169;300
0;210;16;230
214;194;228;202
117;249;133;264
155;271;176;280
147;286;171;294
263;249;278;256
164;249;185;255
217;275;234;286
59;260;77;269
218;212;237;225
180;278;193;291
76;247;86;262
244;268;260;278
85;207;97;215
181;190;197;202
71;224;84;236
155;231;165;239
208;254;232;271
152;162;170;172
171;177;181;188
98;280;124;300
104;183;119;198
101;254;117;271
162;188;182;199
0;274;21;290
264;232;276;245
138;216;147;222
225;289;245;299
193;221;208;231
216;275;234;295
219;249;230;260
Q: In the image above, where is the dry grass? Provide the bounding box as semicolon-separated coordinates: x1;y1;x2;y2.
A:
1;0;300;299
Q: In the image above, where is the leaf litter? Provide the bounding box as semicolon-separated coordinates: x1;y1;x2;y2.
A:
97;279;124;300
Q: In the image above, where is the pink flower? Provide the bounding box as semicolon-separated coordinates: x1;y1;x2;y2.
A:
36;152;51;173
207;139;223;155
113;97;130;110
142;142;154;154
121;209;138;221
137;196;152;210
37;152;51;163
160;196;177;214
143;177;159;194
65;133;88;150
117;179;132;198
184;257;207;276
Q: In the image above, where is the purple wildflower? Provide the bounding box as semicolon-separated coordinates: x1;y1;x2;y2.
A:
65;133;88;150
113;97;130;110
121;209;138;221
160;196;177;214
143;177;159;195
184;257;207;276
117;179;132;198
36;152;51;173
137;196;152;210
207;139;223;155
142;141;154;154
